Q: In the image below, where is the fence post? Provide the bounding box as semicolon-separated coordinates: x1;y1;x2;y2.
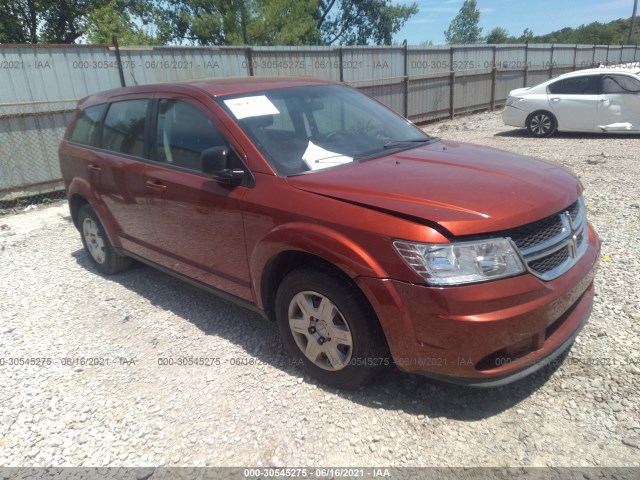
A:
606;44;610;65
403;40;409;118
523;43;529;87
339;47;344;82
549;44;554;79
592;45;596;66
112;35;126;88
490;46;497;111
449;47;455;119
246;47;254;76
572;44;578;71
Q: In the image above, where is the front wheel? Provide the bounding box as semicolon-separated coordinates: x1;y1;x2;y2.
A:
526;111;557;137
78;204;132;275
275;268;387;389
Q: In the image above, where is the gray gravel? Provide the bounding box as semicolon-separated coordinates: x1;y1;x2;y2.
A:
1;110;639;468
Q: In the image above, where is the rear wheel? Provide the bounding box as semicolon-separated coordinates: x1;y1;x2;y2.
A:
78;204;132;275
275;268;386;389
526;111;557;137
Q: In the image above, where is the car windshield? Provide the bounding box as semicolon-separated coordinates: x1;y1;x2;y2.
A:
217;85;434;176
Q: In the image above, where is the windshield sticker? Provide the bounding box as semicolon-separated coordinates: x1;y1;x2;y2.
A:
302;141;354;171
223;95;280;120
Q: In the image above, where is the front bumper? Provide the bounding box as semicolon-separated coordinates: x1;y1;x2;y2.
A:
356;224;600;386
502;105;529;128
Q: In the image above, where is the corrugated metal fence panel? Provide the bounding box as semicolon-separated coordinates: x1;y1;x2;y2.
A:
526;70;552;87
527;45;554;67
0;45;120;104
341;47;404;84
454;72;492;111
119;47;248;85
621;46;638;62
593;46;610;64
407;48;451;76
407;74;451;123
453;46;493;73
552;46;576;67
608;46;623;64
495;70;526;102
251;46;339;80
494;45;527;69
575;46;597;68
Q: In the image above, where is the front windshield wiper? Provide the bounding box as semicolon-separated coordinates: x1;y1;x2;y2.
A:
383;138;437;149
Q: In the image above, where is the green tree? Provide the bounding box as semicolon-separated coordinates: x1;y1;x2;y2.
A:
0;0;46;43
85;1;161;45
317;0;418;45
485;26;509;44
157;0;417;46
444;0;482;44
155;0;319;45
0;0;157;44
38;0;101;43
518;27;534;43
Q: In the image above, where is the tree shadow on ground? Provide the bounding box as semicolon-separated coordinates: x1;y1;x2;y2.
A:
72;249;567;422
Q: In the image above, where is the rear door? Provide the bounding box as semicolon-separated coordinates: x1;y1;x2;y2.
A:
546;75;601;131
596;74;640;131
144;94;253;301
93;96;158;257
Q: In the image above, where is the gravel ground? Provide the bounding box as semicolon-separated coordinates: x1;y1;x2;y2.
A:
1;110;639;469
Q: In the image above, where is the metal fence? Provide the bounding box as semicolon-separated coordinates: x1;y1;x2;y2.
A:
1;42;639;207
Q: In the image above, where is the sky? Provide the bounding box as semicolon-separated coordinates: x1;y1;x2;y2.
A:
395;0;635;45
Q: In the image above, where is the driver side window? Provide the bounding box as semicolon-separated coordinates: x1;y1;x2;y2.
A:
156;99;228;171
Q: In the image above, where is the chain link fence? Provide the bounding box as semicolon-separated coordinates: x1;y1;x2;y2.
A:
0;100;76;213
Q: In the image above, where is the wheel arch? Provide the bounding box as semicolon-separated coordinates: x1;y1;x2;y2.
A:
66;177;122;248
253;223;388;323
261;250;355;322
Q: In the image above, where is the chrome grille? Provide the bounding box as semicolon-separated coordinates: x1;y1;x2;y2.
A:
508;198;588;280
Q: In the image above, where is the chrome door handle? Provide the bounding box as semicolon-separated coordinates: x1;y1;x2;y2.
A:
550;98;561;103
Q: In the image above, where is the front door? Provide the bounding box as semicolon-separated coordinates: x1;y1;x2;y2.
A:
546;74;601;131
144;96;253;301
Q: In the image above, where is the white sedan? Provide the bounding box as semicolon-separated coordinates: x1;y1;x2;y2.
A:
503;65;640;137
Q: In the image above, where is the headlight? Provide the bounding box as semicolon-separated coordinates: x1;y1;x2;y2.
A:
506;96;524;107
393;238;525;286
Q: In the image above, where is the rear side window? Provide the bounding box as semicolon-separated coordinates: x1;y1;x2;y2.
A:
155;99;228;170
69;104;106;147
548;76;600;95
102;99;148;157
603;75;640;93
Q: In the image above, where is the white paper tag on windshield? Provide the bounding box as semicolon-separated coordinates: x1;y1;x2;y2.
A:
302;141;353;171
224;95;280;120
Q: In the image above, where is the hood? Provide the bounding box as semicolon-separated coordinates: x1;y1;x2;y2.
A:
286;140;581;237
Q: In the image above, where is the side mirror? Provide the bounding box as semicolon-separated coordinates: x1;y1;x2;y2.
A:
200;146;245;183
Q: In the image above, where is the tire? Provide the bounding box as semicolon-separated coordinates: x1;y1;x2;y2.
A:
78;204;132;275
275;267;387;389
526;111;557;137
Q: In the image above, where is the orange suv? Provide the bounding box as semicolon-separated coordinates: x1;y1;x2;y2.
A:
59;77;600;389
